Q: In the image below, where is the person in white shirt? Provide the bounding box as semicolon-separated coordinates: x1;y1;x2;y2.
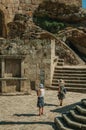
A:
36;83;45;116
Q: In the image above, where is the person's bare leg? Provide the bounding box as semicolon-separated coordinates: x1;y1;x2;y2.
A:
60;100;63;106
41;107;44;114
39;108;42;116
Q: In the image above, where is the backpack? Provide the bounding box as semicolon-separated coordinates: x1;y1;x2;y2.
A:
63;87;67;94
60;86;67;94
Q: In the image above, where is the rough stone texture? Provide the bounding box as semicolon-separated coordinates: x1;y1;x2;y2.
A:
0;29;84;93
23;39;51;89
0;0;82;36
0;26;85;94
34;0;86;23
55;27;86;64
0;0;86;94
57;0;82;6
0;38;51;93
1;27;85;93
67;29;86;55
0;90;85;130
55;40;79;65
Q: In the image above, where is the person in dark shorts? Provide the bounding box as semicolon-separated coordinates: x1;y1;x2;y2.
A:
36;84;45;116
58;79;66;106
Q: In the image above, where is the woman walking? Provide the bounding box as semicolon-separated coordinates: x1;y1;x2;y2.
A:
58;79;66;106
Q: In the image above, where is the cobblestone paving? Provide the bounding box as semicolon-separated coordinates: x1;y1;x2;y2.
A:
0;90;85;130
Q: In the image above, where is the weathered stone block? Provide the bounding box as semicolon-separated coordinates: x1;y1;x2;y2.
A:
2;85;16;93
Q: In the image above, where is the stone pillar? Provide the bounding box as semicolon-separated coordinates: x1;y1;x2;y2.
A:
20;80;25;92
1;58;5;78
21;59;24;77
20;59;25;92
1;58;6;92
51;39;55;58
1;81;6;92
51;39;55;86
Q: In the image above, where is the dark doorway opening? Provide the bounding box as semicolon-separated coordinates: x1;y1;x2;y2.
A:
30;81;35;90
66;40;86;62
0;10;7;37
0;82;2;93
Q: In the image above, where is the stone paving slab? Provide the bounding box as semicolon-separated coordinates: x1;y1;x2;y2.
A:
0;90;85;130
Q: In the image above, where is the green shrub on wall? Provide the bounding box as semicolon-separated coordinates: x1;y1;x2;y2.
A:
33;16;65;33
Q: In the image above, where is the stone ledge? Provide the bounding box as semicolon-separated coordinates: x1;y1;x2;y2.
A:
81;99;86;107
54;117;73;130
0;55;26;59
0;77;27;80
62;114;82;129
0;92;30;96
75;105;86;115
70;110;86;124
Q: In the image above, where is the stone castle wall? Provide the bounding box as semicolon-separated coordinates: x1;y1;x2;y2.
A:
0;0;82;23
0;0;83;93
0;37;51;93
57;0;82;6
0;0;82;37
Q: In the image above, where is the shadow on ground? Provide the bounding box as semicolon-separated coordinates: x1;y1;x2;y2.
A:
45;103;57;107
51;101;80;113
14;113;37;116
0;121;56;130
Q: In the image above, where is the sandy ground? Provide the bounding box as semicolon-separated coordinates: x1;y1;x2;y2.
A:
0;90;85;130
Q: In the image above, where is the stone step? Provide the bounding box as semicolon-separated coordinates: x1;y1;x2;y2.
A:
58;59;64;62
57;62;64;66
52;85;86;93
55;69;86;72
53;73;86;76
54;69;86;73
75;105;86;116
55;117;73;130
66;87;86;93
0;92;30;96
55;66;86;70
55;99;86;130
62;114;86;130
52;66;86;93
81;99;86;107
52;82;86;87
70;110;86;124
46;86;86;93
52;82;86;88
52;79;86;84
53;76;86;80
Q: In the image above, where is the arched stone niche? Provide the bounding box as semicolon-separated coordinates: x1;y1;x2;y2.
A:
0;10;6;37
0;9;7;38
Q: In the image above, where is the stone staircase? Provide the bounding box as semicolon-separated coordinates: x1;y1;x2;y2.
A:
51;65;86;93
55;99;86;130
57;59;64;66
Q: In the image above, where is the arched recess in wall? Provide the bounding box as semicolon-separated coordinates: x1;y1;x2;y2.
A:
0;9;7;38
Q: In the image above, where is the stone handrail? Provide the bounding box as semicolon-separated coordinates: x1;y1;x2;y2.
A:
45;30;85;65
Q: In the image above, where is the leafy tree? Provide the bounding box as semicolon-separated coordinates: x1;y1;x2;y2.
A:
33;16;65;33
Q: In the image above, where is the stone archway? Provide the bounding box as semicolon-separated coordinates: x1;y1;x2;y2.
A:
0;10;7;38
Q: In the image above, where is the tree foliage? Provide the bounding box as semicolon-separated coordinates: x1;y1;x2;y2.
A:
33;16;65;33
